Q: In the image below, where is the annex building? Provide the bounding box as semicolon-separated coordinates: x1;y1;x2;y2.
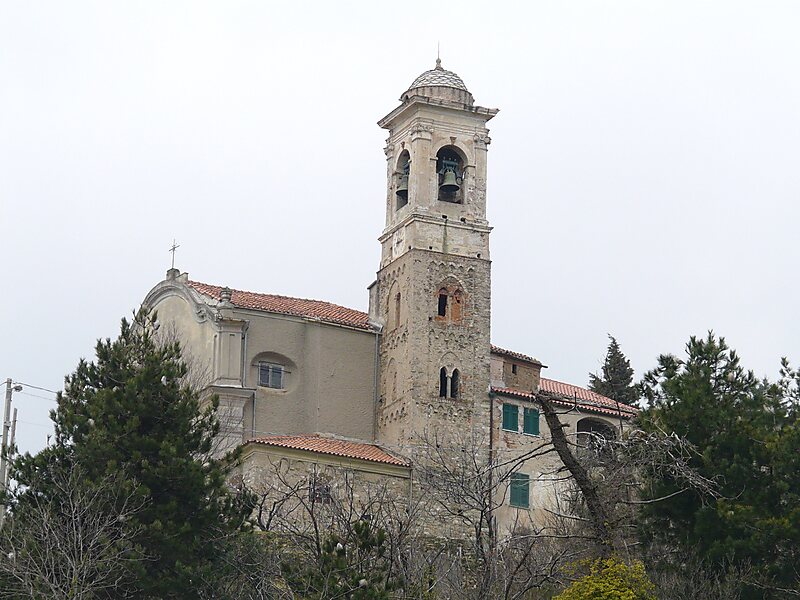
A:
142;59;637;535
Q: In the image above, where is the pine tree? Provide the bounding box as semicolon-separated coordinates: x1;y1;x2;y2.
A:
11;310;252;599
638;333;800;598
589;335;638;406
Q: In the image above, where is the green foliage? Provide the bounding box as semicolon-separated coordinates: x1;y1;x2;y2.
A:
639;332;800;597
283;519;396;599
11;311;252;599
589;335;638;406
554;557;656;600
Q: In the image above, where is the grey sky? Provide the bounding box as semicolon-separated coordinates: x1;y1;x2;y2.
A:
2;1;798;456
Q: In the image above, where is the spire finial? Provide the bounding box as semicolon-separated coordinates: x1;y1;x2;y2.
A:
436;42;442;69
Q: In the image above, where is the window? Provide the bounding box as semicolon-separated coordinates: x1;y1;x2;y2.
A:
502;403;518;431
396;151;410;210
309;477;332;504
511;364;518;374
439;367;448;397
394;292;401;329
435;285;466;324
436;146;464;204
510;472;530;508
438;292;448;317
450;369;460;399
258;362;284;389
523;407;540;436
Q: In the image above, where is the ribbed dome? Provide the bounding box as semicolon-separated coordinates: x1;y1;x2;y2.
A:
402;59;474;106
408;59;469;91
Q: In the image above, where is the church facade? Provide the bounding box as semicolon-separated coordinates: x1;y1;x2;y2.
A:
142;60;637;534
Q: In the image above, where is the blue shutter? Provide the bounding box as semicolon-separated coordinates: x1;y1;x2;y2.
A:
502;404;518;431
510;473;530;508
523;407;540;435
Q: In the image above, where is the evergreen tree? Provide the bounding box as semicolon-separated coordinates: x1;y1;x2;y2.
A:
283;520;396;599
638;332;800;598
589;335;638;406
11;311;252;599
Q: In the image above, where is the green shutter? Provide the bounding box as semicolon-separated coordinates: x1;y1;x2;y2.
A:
510;473;530;508
523;407;540;435
502;404;518;431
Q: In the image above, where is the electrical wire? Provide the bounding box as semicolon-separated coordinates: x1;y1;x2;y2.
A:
16;391;57;402
14;382;58;394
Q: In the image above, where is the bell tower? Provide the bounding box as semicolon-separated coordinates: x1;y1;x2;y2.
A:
374;59;498;452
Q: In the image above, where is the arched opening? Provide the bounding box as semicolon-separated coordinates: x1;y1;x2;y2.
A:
394;291;401;329
387;281;399;330
437;289;448;317
577;418;617;453
436;146;464;204
435;283;466;324
439;367;448;397
395;151;410;210
450;369;460;399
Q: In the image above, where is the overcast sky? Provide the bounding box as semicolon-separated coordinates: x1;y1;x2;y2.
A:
2;1;799;456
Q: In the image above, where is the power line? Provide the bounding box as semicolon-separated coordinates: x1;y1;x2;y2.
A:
17;391;57;402
14;382;58;395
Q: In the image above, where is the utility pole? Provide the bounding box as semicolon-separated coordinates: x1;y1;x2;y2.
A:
0;378;21;526
1;379;12;486
7;408;17;485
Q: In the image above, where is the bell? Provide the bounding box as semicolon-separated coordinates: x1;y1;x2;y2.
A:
440;170;460;194
396;173;409;199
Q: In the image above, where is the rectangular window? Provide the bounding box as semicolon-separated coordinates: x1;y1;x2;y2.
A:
258;363;284;389
510;472;530;508
438;294;448;317
523;407;540;436
511;364;517;374
502;403;518;432
309;477;332;504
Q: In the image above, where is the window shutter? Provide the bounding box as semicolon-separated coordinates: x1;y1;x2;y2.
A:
502;404;518;431
523;407;540;435
510;473;530;508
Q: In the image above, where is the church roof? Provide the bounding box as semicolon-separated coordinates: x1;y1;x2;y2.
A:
407;59;469;92
247;435;408;467
493;378;639;419
187;281;372;331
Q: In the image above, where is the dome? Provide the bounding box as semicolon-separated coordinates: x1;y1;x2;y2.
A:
402;59;474;106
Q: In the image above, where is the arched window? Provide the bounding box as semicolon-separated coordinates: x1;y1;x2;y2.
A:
439;367;448;397
436;146;464;204
387;281;399;330
437;289;448;317
577;418;617;453
396;151;410;210
435;284;465;324
450;369;460;399
394;292;401;329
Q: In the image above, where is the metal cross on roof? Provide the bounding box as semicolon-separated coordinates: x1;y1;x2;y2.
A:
169;239;180;269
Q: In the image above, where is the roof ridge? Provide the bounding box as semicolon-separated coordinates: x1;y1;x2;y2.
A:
188;280;368;312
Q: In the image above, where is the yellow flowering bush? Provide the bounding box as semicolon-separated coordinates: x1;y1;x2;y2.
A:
554;557;656;600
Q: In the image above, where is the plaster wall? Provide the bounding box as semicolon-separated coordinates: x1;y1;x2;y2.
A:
239;309;377;441
151;293;215;379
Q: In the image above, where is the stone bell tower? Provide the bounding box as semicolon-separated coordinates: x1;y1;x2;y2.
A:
372;59;498;452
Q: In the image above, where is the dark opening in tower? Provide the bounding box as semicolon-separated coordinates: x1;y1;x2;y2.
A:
395;151;410;210
436;146;464;204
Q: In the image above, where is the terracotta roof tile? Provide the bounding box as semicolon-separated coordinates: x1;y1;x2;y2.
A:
247;435;408;467
493;379;638;419
188;281;372;331
491;345;544;366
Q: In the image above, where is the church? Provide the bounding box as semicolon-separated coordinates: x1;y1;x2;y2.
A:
142;59;637;533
